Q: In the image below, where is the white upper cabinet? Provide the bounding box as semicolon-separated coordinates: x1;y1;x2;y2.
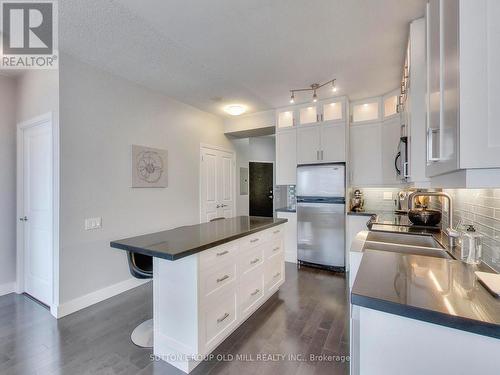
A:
276;108;295;130
425;0;500;185
383;95;398;119
276;129;297;185
426;0;460;177
276;96;347;173
297;126;321;164
321;124;346;163
320;98;344;123
298;105;318;126
351;99;381;124
459;0;500;169
349;122;382;186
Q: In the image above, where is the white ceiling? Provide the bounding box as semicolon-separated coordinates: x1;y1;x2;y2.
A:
60;0;426;117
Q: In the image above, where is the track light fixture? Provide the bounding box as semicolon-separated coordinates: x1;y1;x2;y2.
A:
288;79;337;104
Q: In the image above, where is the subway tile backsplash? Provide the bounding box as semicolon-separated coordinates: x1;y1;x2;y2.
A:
350;188;400;212
443;189;500;272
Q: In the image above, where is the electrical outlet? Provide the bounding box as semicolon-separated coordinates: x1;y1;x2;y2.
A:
85;217;102;230
383;192;393;200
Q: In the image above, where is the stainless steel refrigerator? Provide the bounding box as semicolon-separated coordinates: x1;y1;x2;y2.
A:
297;164;345;271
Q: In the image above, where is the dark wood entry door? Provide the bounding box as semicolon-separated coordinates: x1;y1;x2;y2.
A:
249;162;274;217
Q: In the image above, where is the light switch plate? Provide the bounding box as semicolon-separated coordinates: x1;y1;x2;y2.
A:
85;217;102;230
383;192;393;200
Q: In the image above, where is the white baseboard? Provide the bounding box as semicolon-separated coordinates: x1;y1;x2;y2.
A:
53;278;150;318
0;282;16;297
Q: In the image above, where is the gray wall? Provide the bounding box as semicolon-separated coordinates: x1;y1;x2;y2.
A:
0;75;17;293
59;55;233;304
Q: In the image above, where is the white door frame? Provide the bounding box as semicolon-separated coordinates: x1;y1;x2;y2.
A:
16;112;59;317
199;144;236;222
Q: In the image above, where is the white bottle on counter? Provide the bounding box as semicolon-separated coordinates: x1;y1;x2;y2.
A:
460;225;483;265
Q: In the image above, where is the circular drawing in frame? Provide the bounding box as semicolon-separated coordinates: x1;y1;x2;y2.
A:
136;150;164;183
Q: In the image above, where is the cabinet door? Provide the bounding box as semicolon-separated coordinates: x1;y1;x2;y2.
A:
381;117;402;185
297;126;321;164
321;99;344;123
276;109;295;129
297;105;318;126
321;124;345;162
426;0;460;177
459;0;500;168
276;129;297;185
349;124;382;186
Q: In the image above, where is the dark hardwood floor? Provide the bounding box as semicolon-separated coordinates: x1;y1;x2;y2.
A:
0;263;349;375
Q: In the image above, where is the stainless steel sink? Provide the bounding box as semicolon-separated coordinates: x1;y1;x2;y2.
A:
363;231;452;259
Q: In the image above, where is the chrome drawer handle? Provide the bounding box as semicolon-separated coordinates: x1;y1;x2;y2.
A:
216;275;230;283
251;289;260;296
273;272;281;279
250;238;259;243
217;312;230;323
273;230;280;234
273;247;280;252
216;250;229;257
250;258;260;265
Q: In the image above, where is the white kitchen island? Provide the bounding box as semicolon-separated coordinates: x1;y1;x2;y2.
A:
111;216;287;373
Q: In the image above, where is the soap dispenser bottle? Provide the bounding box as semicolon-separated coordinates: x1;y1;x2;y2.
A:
460;225;483;265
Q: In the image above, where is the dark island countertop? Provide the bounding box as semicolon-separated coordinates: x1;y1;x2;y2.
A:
352;249;500;339
275;206;296;213
110;216;287;261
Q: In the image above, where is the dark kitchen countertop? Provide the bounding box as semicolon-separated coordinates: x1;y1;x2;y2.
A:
110;216;288;261
346;211;377;217
351;250;500;339
351;217;500;339
275;206;296;213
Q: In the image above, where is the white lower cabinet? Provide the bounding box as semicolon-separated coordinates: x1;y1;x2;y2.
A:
345;215;370;271
153;224;286;373
202;289;238;351
239;267;265;319
276;211;297;263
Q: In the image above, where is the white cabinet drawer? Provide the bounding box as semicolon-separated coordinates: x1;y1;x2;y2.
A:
265;239;283;260
239;245;265;276
240;231;270;250
203;291;237;350
200;260;237;300
199;243;238;270
265;255;285;294
269;225;284;239
239;268;265;318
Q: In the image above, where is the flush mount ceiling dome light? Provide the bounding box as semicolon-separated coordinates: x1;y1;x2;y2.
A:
224;104;247;116
289;79;337;104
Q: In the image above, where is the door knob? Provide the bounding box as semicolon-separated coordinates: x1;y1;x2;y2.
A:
19;216;28;222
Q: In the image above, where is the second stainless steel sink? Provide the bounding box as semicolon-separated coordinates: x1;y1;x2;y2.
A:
363;231;452;259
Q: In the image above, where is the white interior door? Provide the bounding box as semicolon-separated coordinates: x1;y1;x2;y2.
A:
218;150;234;218
200;147;235;222
21;120;53;306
